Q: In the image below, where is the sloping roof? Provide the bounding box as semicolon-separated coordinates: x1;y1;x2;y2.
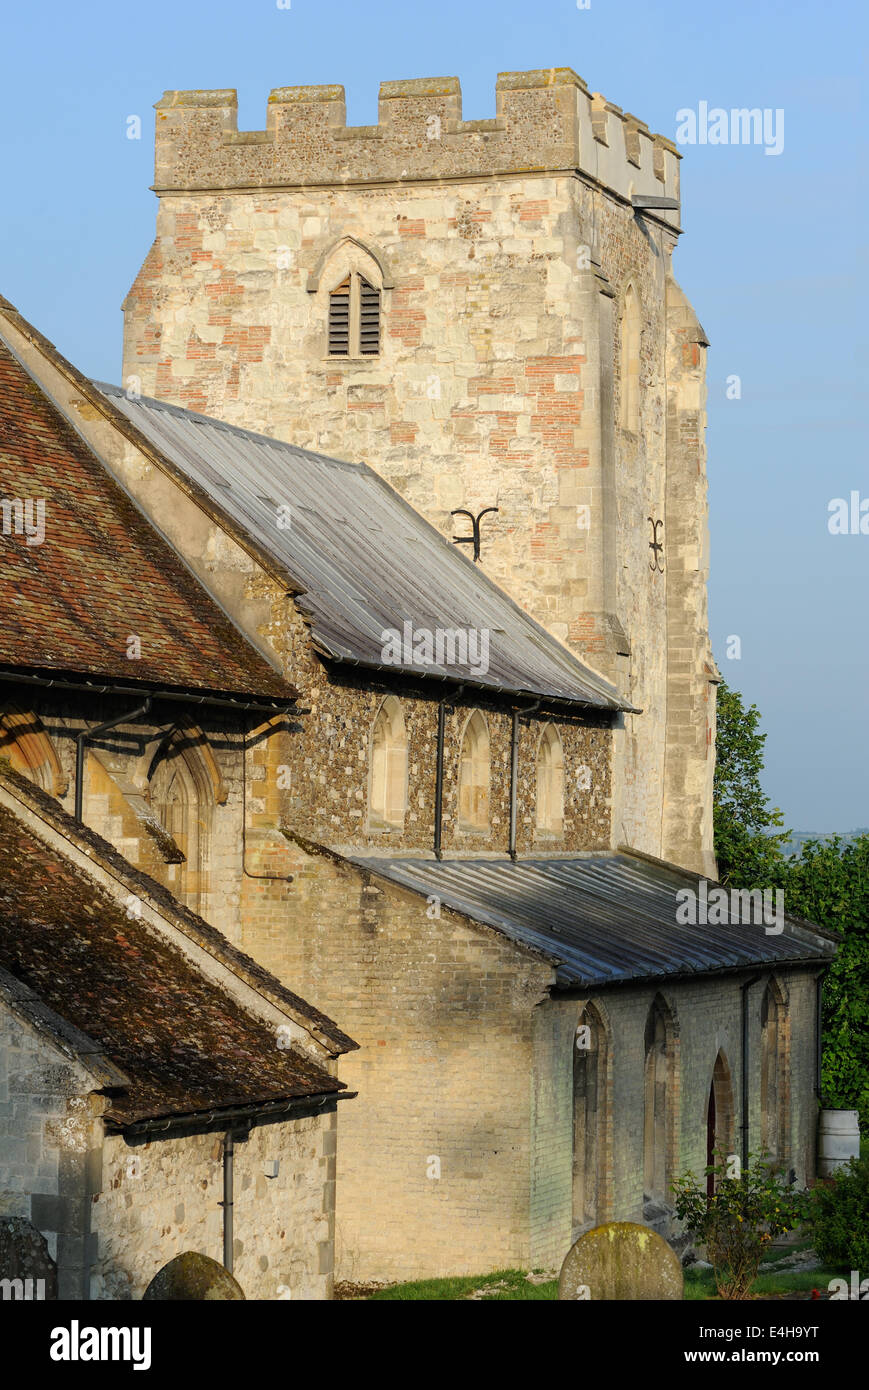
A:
96;383;630;712
0;764;355;1126
347;852;836;989
0;337;292;701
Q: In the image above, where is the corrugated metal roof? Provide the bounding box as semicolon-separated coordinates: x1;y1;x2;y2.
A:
347;853;835;988
96;383;631;712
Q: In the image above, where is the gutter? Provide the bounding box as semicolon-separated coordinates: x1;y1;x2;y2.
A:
550;955;832;997
111;1089;356;1140
0;668;296;715
315;646;635;716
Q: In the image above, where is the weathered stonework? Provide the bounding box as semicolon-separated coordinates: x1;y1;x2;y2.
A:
232;833;825;1280
93;1112;336;1301
0;1001;103;1299
0;136;827;1296
123;69;717;875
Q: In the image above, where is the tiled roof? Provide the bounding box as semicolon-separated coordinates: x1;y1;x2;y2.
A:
0;763;354;1126
0;337;292;701
347;853;837;988
97;383;632;712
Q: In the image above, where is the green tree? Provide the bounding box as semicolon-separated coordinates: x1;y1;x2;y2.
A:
770;836;869;1126
712;681;869;1130
713;680;790;886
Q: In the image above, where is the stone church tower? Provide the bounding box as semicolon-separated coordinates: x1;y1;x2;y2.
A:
123;67;717;874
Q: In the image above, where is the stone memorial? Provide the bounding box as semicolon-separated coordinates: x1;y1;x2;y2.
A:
558;1221;683;1300
143;1251;245;1300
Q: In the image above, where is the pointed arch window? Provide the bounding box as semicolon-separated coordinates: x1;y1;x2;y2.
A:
148;729;214;912
369;696;407;830
536;723;565;835
328;272;381;357
620;283;641;432
707;1050;736;1196
458;712;490;831
573;1001;610;1232
761;980;788;1163
643;996;677;1204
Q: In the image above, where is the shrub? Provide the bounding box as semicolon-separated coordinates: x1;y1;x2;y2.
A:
671;1152;807;1300
807;1155;869;1270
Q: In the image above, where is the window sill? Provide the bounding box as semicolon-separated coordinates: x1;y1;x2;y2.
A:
323;355;383;366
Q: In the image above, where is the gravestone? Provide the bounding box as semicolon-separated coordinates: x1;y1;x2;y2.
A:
143;1252;245;1300
0;1216;57;1299
558;1221;683;1300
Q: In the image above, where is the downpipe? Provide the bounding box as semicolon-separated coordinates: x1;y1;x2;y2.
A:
74;697;153;822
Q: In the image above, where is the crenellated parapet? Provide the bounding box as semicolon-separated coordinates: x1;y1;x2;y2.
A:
153;68;680;225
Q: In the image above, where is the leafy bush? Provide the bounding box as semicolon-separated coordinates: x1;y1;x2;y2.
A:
672;1152;807;1300
807;1155;869;1270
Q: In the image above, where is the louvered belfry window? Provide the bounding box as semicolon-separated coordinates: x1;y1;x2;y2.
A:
328;272;381;357
328;276;351;355
358;277;380;355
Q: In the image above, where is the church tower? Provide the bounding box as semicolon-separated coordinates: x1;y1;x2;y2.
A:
123;68;718;873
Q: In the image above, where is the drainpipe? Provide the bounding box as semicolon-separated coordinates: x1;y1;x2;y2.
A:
740;972;763;1168
74;697;153;822
433;685;464;861
509;700;541;861
815;968;828;1100
220;1121;258;1273
222;1130;234;1273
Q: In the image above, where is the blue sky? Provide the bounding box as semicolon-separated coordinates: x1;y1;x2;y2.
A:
1;0;864;830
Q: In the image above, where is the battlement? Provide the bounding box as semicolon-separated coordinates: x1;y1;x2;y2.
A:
153;68;680;222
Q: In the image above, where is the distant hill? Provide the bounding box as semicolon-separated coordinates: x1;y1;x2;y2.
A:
781;829;869;859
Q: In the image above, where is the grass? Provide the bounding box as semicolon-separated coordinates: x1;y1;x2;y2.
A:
683;1263;840;1300
364;1248;843;1300
368;1268;557;1300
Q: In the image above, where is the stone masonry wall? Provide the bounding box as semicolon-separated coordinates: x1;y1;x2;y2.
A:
237;838;556;1282
0;1006;105;1299
535;967;822;1262
123;69;715;873
91;1109;337;1300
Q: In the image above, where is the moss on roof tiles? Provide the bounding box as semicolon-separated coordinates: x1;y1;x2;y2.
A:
0;341;292;700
